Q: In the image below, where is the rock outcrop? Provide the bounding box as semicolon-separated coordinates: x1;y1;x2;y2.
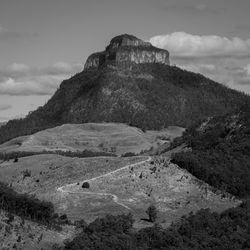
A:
84;34;170;70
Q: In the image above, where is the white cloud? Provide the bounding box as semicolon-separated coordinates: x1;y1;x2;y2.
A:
0;62;83;96
0;75;65;96
150;32;250;58
244;64;250;76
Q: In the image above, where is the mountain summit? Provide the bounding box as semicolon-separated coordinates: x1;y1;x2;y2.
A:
84;34;170;70
0;34;249;144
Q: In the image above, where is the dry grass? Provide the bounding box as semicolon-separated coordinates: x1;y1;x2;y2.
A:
0;152;239;231
58;157;240;229
0;123;184;155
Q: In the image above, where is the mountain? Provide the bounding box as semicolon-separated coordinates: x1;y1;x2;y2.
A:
171;104;250;198
0;34;249;144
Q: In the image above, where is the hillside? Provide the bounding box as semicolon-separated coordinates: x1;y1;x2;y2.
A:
0;210;74;250
171;105;250;197
0;154;239;231
0;123;184;156
0;34;249;144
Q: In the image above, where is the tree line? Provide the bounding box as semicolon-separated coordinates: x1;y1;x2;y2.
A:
0;150;116;161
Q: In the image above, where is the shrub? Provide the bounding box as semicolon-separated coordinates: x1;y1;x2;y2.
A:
146;204;157;222
121;152;136;157
82;182;90;189
22;169;31;180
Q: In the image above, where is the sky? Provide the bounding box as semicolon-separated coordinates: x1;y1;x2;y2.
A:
0;0;250;122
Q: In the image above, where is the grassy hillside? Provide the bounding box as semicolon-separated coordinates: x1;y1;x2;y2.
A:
0;64;249;144
0;153;238;230
0;123;184;156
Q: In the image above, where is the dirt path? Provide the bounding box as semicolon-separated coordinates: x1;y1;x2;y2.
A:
57;156;152;210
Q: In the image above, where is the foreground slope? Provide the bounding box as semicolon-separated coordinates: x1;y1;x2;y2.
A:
0;210;74;250
0;154;239;230
0;34;249;144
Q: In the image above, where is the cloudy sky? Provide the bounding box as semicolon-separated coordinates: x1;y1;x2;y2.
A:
0;0;250;122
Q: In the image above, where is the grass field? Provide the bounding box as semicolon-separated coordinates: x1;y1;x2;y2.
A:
0;123;184;156
0;152;240;231
57;157;240;229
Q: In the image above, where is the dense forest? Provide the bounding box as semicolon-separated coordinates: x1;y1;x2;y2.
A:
171;105;250;198
52;201;250;250
0;64;249;144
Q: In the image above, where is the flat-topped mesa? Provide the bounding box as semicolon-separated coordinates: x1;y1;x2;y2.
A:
84;34;170;70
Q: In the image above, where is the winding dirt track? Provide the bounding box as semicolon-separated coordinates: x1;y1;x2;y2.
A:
57;156;152;210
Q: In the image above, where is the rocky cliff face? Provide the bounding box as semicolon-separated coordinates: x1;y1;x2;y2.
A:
84;34;170;70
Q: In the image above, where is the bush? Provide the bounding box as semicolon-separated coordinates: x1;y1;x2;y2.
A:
82;182;90;189
22;169;31;180
121;152;136;157
146;204;157;222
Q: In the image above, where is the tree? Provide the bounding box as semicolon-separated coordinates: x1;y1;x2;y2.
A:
146;204;157;222
82;182;90;189
14;156;18;163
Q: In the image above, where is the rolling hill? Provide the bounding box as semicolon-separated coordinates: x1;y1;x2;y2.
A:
0;123;184;156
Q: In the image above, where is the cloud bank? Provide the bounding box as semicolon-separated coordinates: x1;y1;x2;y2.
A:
150;32;250;93
150;32;250;58
0;62;83;96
